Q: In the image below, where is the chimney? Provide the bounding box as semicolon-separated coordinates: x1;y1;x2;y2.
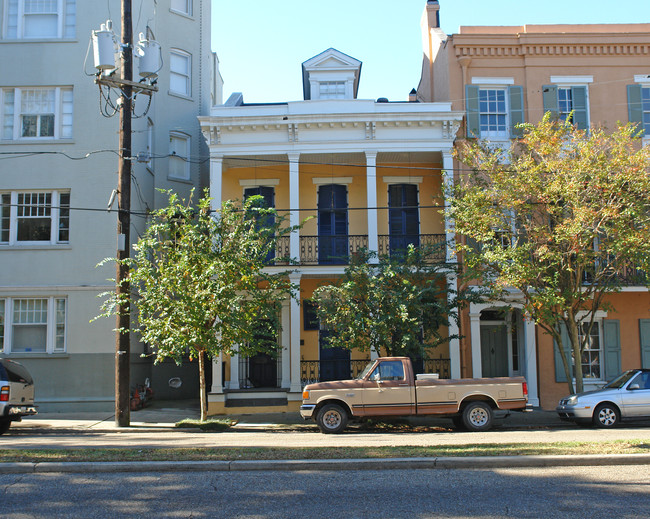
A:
409;88;418;102
427;0;441;29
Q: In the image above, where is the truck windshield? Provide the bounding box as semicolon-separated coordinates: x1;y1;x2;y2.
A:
603;370;637;389
357;361;376;380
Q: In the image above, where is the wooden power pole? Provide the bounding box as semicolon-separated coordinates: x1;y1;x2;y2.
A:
115;0;133;427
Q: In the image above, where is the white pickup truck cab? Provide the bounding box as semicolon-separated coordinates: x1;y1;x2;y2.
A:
301;357;530;433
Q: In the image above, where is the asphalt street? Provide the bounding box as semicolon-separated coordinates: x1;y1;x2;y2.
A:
2;465;648;519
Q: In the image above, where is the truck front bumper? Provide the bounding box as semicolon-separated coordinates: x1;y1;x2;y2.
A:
300;404;316;420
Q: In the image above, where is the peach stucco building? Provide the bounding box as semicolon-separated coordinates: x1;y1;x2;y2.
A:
419;0;650;408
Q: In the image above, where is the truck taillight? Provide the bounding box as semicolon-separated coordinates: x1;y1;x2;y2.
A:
522;382;528;397
0;386;9;402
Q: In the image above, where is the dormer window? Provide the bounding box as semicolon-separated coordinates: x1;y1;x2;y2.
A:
319;81;346;100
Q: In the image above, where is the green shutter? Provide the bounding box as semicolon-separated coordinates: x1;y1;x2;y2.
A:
466;85;480;138
542;85;558;120
640;319;650;369
571;86;588;130
603;320;621;380
627;84;644;134
508;86;525;138
554;323;572;383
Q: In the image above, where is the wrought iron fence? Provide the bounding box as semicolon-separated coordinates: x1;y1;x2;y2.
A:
239;354;282;389
300;359;371;386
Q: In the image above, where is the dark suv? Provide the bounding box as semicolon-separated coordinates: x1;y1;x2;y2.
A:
0;358;37;435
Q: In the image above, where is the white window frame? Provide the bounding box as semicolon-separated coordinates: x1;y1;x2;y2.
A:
3;0;75;40
170;0;192;17
571;310;607;384
1;87;73;141
549;75;593;127
0;190;70;246
318;81;346;100
633;75;650;140
169;132;190;181
169;49;191;97
0;296;67;354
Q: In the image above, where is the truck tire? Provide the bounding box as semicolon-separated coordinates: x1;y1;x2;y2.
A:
316;404;348;434
462;401;493;431
0;419;10;435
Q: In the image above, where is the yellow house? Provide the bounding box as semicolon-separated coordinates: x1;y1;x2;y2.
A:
200;48;463;414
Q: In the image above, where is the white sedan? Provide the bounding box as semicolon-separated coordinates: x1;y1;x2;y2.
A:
556;369;650;427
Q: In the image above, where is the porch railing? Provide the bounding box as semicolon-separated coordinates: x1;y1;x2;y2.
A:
300;356;451;385
378;234;447;263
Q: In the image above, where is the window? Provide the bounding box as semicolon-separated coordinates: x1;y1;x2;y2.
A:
169;133;190;180
466;83;524;138
3;0;75;39
169;49;191;97
576;322;601;380
170;0;192;16
628;82;650;136
370;361;405;381
1;87;73;140
543;77;591;130
317;184;348;264
319;81;346;100
0;297;66;354
0;190;70;245
388;183;420;254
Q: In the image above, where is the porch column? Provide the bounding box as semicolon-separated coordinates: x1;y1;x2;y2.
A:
288;153;301;263
447;273;461;379
229;349;240;390
210;353;223;394
281;299;291;388
469;305;483;378
290;272;302;392
523;312;540;406
442;152;455;263
210;155;224;212
365;151;379;262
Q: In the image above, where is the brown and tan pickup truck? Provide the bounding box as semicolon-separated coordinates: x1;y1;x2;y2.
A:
301;357;530;433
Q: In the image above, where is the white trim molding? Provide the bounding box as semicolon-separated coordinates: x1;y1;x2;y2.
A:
239;178;280;187
550;75;593;85
312;176;353;185
471;77;515;86
382;176;423;184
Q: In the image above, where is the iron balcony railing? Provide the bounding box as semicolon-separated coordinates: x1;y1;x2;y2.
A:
271;234;448;266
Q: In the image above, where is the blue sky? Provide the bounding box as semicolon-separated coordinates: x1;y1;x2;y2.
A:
211;0;646;104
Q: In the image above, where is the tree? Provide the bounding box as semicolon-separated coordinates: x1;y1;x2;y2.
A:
448;115;650;394
311;247;469;361
99;190;297;420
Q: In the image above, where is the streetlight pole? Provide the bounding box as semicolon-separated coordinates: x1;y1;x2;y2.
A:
115;0;133;427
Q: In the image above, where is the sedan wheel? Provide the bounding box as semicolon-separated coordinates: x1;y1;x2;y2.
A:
593;403;620;428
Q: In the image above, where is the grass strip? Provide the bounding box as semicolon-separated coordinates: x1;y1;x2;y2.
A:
1;441;648;463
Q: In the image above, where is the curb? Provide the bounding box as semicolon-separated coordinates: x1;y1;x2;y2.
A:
2;453;649;474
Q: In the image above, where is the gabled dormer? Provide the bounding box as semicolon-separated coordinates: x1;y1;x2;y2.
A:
302;48;362;100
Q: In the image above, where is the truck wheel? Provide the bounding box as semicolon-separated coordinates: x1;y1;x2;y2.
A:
593;403;620;428
0;419;10;435
316;404;348;434
462;402;493;431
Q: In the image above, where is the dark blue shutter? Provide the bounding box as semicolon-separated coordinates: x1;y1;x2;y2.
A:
244;186;275;262
318;185;348;264
388;184;419;255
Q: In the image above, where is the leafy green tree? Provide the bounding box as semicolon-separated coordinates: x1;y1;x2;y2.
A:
99;190;297;420
448;115;650;394
311;247;469;361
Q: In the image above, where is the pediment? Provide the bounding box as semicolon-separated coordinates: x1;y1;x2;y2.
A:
302;48;362;70
302;48;362;100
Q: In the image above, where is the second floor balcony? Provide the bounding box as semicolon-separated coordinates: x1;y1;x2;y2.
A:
274;233;448;266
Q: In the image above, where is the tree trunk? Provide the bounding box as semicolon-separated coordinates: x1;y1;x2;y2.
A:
198;349;208;422
567;319;584;394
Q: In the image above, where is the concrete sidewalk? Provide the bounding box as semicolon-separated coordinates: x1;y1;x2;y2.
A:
14;400;567;432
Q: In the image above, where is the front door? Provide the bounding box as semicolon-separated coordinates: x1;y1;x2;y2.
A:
247;353;278;388
480;324;509;377
319;330;351;381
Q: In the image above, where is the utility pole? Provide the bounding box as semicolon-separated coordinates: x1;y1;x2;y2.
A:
115;0;133;427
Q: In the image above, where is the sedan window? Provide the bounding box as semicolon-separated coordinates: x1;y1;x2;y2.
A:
603;370;637;389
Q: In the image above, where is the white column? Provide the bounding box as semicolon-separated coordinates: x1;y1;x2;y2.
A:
210;155;224;212
281;300;291;389
447;273;461;379
210;353;223;394
365;151;379;261
523;313;540;407
229;350;240;390
442;152;456;264
469;305;483;378
288;153;300;263
289;272;302;392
